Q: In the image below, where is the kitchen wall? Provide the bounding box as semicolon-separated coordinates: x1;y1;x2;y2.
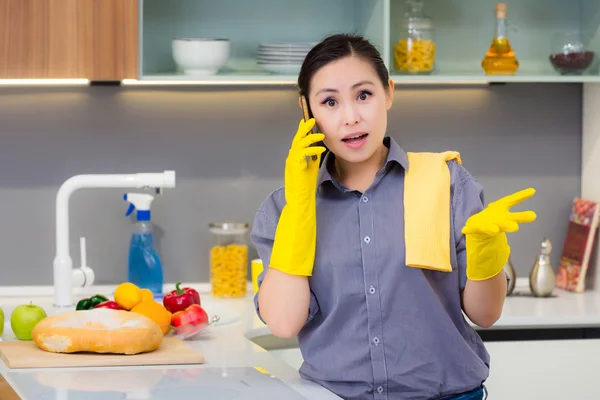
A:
0;83;581;285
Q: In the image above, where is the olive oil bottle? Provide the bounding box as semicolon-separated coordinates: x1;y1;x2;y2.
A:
482;3;519;75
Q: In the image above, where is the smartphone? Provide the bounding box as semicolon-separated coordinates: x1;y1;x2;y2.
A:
300;95;318;161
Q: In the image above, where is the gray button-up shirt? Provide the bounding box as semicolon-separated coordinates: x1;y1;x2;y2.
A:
251;137;490;399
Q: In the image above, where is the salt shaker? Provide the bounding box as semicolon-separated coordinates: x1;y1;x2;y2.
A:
529;238;556;297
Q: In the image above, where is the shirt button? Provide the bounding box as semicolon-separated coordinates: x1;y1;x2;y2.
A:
373;337;380;345
364;236;371;244
369;286;376;294
377;386;384;393
362;196;368;202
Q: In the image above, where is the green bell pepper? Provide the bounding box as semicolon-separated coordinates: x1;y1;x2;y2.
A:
76;294;109;311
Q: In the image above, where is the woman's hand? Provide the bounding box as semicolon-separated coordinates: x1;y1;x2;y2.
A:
462;188;537;281
269;118;326;277
283;118;326;207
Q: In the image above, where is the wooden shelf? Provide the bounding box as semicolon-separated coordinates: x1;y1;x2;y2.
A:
131;0;600;86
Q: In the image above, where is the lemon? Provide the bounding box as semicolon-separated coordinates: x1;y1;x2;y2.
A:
114;282;142;310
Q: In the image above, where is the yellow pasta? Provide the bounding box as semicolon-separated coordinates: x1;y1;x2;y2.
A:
210;244;248;298
393;38;436;73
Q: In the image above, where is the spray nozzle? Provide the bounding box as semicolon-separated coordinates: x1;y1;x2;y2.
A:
123;193;155;221
125;203;135;217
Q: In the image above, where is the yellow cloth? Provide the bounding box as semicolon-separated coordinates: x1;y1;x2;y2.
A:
404;151;462;273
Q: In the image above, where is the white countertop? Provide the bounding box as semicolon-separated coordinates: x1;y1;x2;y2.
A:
0;278;599;399
0;286;341;399
245;278;600;340
481;277;600;330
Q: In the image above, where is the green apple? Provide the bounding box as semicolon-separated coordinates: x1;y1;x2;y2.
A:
10;302;47;340
0;307;4;336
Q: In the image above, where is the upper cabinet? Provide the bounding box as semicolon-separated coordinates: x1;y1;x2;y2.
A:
388;0;600;83
1;0;599;85
138;0;385;83
0;0;138;80
134;0;600;85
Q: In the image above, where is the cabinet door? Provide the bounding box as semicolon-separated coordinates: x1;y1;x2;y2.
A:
0;0;138;80
80;0;138;80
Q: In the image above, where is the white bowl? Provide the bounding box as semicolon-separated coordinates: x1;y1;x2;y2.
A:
172;38;230;76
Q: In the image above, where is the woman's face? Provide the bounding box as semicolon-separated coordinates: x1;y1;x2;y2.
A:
307;55;394;164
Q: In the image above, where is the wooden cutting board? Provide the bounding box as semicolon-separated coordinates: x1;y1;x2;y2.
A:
0;337;205;369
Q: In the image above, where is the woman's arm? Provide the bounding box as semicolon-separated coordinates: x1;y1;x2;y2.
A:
461;272;507;328
450;163;535;328
460;188;536;328
257;269;311;338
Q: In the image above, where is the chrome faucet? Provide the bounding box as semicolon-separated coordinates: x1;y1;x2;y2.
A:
53;171;176;307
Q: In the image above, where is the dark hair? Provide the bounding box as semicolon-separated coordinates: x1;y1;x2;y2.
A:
297;34;390;165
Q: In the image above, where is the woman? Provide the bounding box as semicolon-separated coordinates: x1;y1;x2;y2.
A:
250;33;536;400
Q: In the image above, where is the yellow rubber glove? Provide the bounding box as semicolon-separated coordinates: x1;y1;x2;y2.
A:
269;118;326;276
462;188;537;281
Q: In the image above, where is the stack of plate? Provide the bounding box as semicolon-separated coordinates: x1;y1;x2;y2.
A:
256;42;316;75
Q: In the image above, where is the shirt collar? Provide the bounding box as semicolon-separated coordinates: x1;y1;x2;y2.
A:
317;136;410;187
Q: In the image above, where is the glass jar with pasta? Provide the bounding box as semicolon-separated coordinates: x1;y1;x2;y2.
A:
209;222;249;298
393;0;436;74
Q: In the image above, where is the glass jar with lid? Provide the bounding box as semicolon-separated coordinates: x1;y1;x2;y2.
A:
393;0;436;74
209;222;249;298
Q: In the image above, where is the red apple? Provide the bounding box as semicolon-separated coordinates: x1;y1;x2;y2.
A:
171;304;209;337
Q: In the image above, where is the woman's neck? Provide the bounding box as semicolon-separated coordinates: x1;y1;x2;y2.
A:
333;143;389;193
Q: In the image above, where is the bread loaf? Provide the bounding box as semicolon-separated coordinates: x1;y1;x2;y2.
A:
32;309;163;355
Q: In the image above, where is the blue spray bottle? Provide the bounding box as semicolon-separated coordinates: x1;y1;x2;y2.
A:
123;193;163;297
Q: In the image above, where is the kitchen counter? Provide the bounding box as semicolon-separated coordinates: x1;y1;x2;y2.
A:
0;278;599;398
0;286;342;399
244;278;600;342
490;278;600;329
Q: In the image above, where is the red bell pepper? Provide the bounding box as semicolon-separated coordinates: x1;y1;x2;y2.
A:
171;304;209;336
162;282;200;313
93;300;123;310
